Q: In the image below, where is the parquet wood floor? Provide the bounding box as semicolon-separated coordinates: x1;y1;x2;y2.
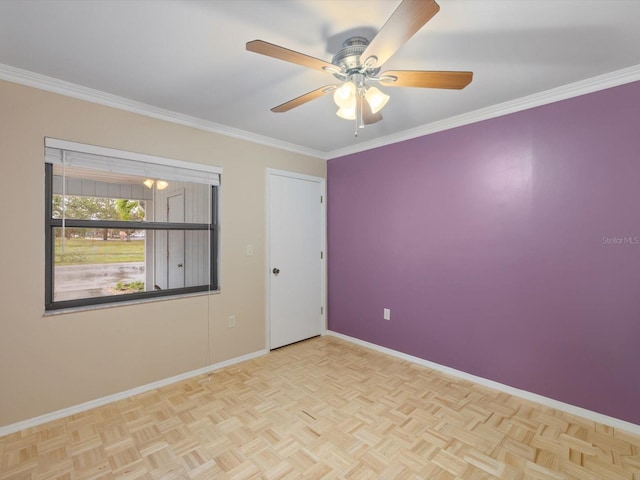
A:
1;336;639;479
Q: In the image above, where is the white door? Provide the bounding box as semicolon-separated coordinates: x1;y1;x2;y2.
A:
268;172;324;349
167;193;185;289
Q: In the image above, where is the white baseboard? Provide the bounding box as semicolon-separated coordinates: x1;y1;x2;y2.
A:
0;349;268;437
4;335;638;438
325;330;640;436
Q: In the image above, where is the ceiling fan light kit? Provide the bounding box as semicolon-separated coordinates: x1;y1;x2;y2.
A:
246;0;473;135
333;81;357;108
365;87;390;114
336;106;356;121
143;179;168;190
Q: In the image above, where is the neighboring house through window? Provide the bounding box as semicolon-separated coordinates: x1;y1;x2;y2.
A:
44;138;220;311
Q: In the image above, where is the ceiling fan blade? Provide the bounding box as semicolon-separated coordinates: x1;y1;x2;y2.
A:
361;0;440;69
271;85;337;113
357;97;383;125
247;40;339;73
379;70;473;89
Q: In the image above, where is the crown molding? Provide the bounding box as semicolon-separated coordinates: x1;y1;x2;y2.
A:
0;63;327;160
2;62;639;162
326;64;640;160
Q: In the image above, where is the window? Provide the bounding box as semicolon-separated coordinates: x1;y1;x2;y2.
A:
44;138;220;311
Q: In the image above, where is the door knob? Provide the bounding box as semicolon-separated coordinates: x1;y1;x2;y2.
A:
178;264;183;268
272;267;280;275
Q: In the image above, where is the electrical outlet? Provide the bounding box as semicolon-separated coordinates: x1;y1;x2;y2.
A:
384;308;391;321
228;315;236;328
246;244;254;256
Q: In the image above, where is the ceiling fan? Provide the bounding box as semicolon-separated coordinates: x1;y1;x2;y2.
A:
246;0;472;132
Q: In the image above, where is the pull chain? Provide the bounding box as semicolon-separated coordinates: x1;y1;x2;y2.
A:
354;90;365;137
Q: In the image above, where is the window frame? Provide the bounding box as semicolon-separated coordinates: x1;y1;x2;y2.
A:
44;163;219;311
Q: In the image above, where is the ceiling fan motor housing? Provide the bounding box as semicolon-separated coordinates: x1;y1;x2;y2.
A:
331;36;381;79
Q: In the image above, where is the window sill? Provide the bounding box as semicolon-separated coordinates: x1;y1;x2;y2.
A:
43;289;220;317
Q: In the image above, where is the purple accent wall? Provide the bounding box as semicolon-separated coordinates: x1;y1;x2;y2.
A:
327;81;640;425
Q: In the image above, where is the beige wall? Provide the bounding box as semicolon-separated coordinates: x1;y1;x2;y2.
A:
0;80;326;427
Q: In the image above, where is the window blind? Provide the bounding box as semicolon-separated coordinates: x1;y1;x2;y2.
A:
45;137;221;186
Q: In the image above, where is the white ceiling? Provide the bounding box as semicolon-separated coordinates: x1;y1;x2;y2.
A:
1;0;640;159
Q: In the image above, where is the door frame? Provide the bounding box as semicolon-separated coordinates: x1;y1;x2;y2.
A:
265;169;327;350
